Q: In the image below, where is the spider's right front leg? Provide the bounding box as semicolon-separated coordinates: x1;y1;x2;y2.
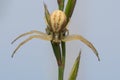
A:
62;34;100;61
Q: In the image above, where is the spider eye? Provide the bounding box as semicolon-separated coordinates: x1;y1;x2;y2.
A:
50;10;67;32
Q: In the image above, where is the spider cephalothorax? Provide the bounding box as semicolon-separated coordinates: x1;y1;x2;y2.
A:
11;3;100;61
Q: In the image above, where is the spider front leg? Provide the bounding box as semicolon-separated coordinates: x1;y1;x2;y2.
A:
62;34;100;61
11;30;45;44
62;28;69;36
12;34;52;57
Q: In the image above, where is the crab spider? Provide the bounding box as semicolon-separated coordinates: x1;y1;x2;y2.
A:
12;4;100;61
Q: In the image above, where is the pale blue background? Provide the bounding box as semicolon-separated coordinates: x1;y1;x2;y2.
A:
0;0;120;80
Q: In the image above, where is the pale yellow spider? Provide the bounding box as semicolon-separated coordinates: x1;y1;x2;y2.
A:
12;4;100;61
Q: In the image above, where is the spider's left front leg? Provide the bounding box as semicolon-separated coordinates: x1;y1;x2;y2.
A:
62;34;100;61
11;30;45;44
12;34;52;57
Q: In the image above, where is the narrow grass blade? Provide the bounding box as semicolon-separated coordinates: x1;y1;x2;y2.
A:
61;41;66;65
51;42;62;66
44;3;51;27
65;0;77;22
68;51;81;80
57;0;65;11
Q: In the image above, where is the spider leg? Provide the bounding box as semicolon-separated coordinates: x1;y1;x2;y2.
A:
65;29;69;36
11;30;46;44
62;35;100;61
12;34;52;57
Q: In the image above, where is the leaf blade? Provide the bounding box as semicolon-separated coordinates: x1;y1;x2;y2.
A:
69;51;81;80
44;3;51;27
57;0;65;11
51;42;62;66
65;0;77;22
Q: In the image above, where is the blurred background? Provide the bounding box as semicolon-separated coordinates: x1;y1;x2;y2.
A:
0;0;120;80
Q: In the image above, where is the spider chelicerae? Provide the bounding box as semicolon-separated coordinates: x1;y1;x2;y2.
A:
11;3;100;61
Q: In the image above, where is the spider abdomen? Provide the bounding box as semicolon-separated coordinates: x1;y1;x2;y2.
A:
50;10;67;32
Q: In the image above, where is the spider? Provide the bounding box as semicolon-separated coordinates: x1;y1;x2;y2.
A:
11;3;100;61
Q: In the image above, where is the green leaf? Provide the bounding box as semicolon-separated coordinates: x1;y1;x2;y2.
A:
44;3;51;27
58;65;64;80
61;32;66;67
61;41;66;65
57;0;65;11
65;0;77;22
68;51;81;80
51;42;62;66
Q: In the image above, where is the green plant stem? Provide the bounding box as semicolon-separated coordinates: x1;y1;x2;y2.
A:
61;41;66;66
51;41;65;80
58;41;66;80
51;42;62;66
58;65;64;80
